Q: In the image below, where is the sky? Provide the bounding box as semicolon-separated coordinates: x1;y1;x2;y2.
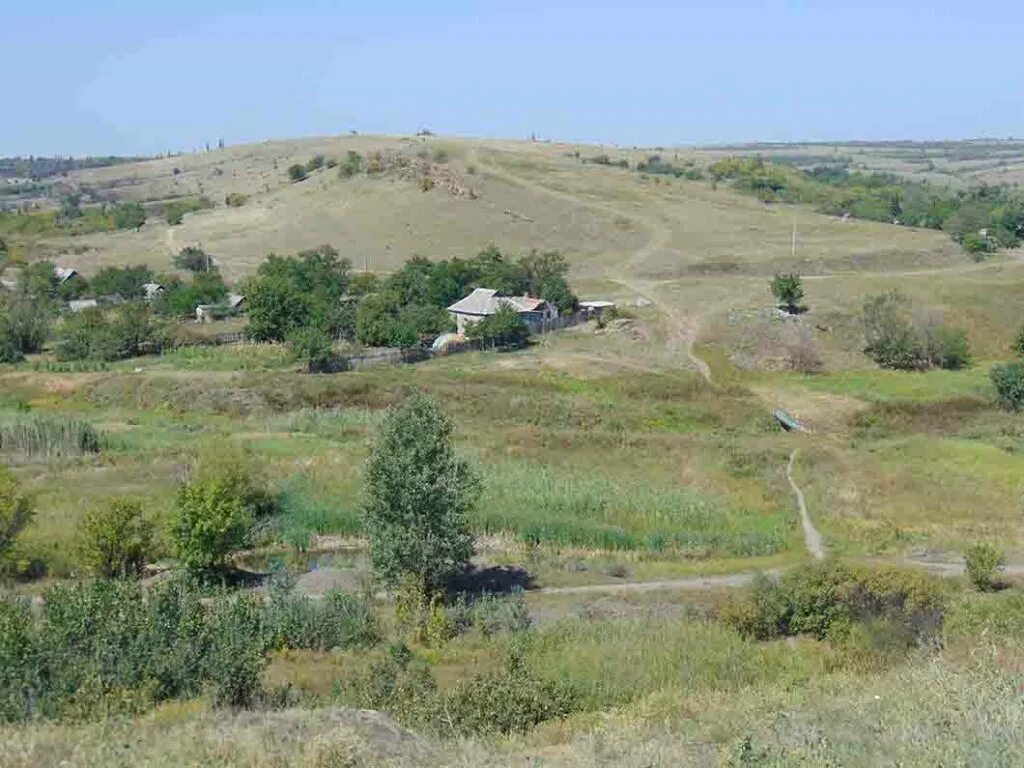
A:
3;1;1024;156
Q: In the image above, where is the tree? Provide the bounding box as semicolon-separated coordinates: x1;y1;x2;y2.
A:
114;202;146;231
173;246;215;273
0;467;33;565
288;325;334;372
466;304;529;350
89;265;154;299
991;362;1024;411
78;498;155;578
771;273;804;314
519;250;577;312
0;295;52;354
362;394;479;592
245;276;311;342
172;474;253;575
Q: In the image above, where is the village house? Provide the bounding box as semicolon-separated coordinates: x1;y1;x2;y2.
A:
446;288;559;334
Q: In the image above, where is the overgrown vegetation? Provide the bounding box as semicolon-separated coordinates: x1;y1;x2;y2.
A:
862;291;970;371
163;196;214;226
710;156;1024;253
720;561;946;647
0;414;101;459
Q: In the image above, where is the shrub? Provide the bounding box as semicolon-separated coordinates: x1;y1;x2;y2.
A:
991;362;1024;411
771;273;804;313
965;542;1004;591
464;590;532;637
0;467;33;565
287;164;308;183
444;653;578;736
224;192;249;207
264;573;378;651
419;176;435;192
113;202;146;231
163;196;213;226
337;151;363;178
862;291;970;371
206;593;266;709
721;562;946;646
77;498;155;578
305;155;326;173
89;265;154;299
362;393;479;592
1015;323;1024;357
784;325;823;373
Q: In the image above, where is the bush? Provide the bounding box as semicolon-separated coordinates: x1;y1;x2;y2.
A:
991;362;1024;411
89;265;154;299
0;579;264;721
224;192;249;207
362;393;479;592
784;325;823;373
287;164;308;183
444;653;578;736
264;572;378;651
163;197;213;226
862;291;970;371
56;303;166;362
337;151;363;178
965;542;1004;591
77;499;155;578
720;562;946;646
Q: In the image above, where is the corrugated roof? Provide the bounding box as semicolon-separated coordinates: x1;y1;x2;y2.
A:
447;288;498;315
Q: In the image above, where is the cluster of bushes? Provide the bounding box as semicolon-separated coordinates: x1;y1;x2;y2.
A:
720;561;946;648
0;293;51;362
709;156;1024;254
582;154;629;168
0;576;378;722
56;302;166;361
163;196;213;226
637;154;704;180
224;192;249;207
337;644;577;736
861;291;970;371
287;155;326;183
0;201;146;240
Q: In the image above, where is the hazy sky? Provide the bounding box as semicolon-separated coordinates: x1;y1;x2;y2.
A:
4;1;1023;155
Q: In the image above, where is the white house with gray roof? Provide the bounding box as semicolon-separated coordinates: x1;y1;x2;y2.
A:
447;287;558;334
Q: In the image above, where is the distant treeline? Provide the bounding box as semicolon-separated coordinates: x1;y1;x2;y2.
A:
709;157;1024;255
0;155;153;180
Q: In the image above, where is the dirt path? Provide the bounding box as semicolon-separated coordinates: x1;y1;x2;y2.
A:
534;571;768;595
787;448;825;559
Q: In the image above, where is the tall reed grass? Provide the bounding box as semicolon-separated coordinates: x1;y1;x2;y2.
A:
0;414;101;458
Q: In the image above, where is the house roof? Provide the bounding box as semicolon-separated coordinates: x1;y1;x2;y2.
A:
447;288;498;315
227;293;245;308
448;288;550;316
505;295;547;312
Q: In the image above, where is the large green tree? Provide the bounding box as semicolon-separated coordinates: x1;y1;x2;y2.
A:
362;394;479;592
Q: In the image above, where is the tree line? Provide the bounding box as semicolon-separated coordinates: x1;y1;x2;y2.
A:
710;157;1024;256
